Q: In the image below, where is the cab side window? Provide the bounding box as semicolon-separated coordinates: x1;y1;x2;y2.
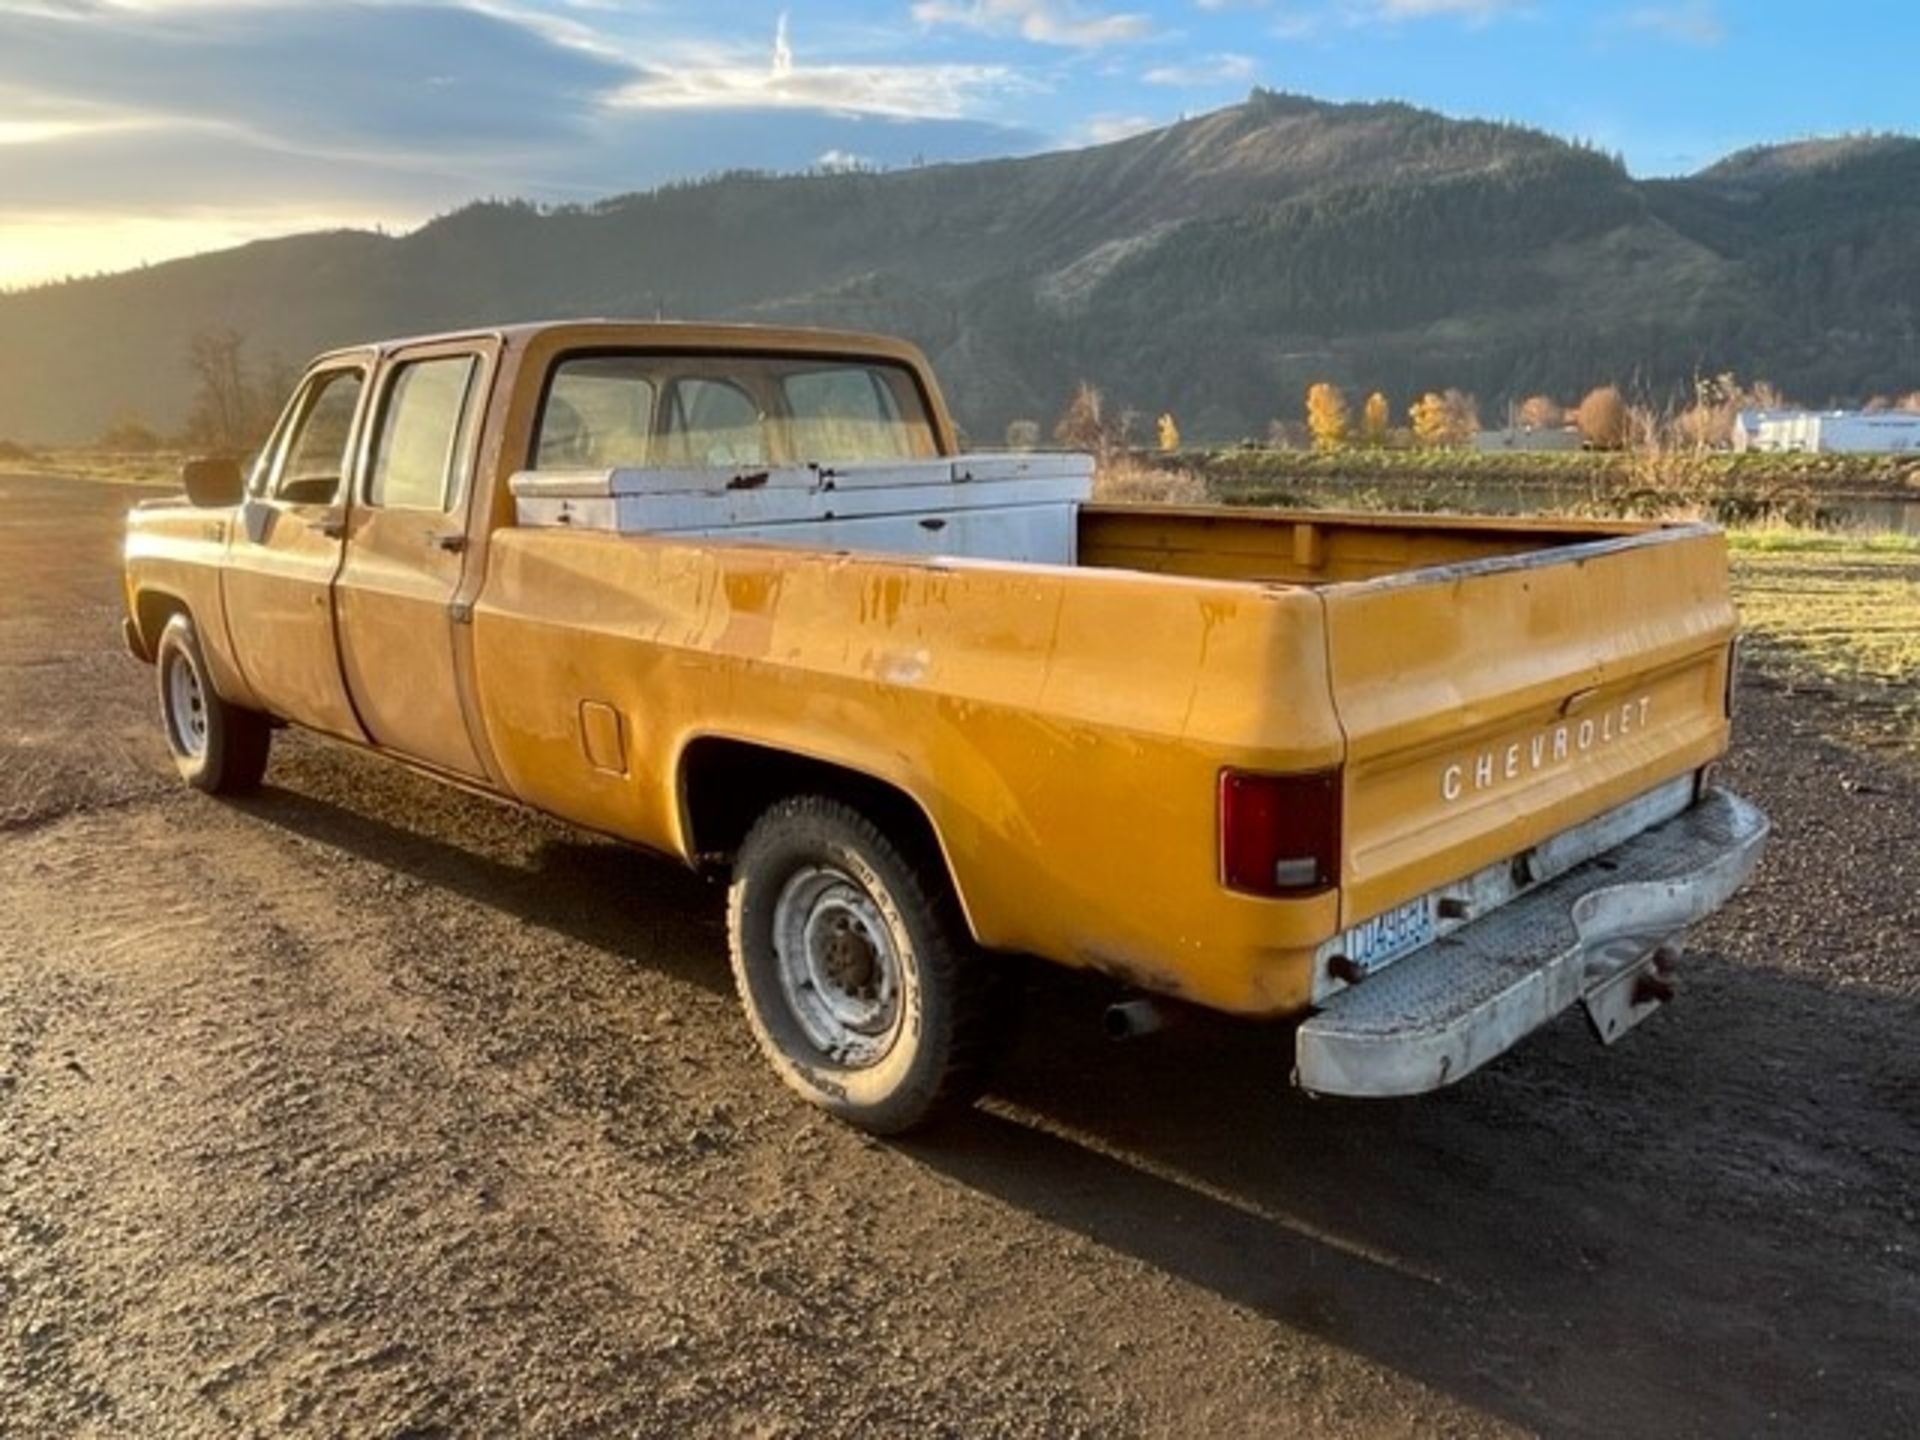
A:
367;356;479;511
272;369;364;504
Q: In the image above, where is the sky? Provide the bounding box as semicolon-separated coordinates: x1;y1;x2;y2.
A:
2;0;1916;289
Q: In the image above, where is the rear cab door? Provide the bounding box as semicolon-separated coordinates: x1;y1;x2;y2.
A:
332;337;498;779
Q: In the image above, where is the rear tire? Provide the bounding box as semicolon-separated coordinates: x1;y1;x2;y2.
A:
728;795;1002;1134
155;612;271;795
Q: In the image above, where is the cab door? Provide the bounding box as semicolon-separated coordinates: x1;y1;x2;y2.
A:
332;342;493;778
223;360;369;740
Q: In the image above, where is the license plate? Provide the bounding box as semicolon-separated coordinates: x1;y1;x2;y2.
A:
1341;896;1438;975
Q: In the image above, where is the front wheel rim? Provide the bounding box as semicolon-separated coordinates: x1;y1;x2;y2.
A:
163;647;209;759
771;864;904;1067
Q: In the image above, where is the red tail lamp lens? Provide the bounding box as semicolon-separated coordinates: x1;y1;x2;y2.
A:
1219;768;1342;897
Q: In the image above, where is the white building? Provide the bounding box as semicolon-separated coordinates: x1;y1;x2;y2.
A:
1737;409;1920;455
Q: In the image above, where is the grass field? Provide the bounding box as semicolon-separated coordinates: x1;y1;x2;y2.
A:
1730;534;1920;759
1190;445;1920;500
8;447;188;488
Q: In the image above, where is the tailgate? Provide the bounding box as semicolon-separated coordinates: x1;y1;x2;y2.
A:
1320;526;1736;927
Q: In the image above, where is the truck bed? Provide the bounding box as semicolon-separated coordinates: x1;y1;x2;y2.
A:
510;457;1654;587
470;482;1731;1019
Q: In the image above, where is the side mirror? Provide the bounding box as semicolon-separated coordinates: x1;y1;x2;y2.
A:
181;456;244;508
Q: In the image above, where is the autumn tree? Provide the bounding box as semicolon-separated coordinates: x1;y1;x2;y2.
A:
1305;382;1350;450
1409;389;1478;448
1518;395;1564;431
1575;385;1630;451
1409;393;1448;448
1156;412;1181;452
1361;391;1390;447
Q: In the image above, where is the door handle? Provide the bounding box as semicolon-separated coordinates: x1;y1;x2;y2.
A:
429;530;469;554
314;507;346;540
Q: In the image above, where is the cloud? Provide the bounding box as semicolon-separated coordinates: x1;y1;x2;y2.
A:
1618;1;1726;47
1267;7;1325;38
0;2;633;158
0;2;1046;285
911;0;1153;47
1357;0;1528;22
610;32;1027;122
1372;0;1520;15
1075;113;1160;145
0;120;471;213
815;148;873;172
1247;0;1527;35
1143;53;1258;86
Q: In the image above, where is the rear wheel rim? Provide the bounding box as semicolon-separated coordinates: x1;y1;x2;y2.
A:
771;864;903;1067
163;646;209;759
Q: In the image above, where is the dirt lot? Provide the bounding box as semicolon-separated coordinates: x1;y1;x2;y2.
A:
3;473;1916;1438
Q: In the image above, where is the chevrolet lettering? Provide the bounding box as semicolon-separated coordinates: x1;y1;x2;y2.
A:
1442;696;1655;803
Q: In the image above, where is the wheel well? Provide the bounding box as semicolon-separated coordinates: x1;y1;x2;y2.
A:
134;590;189;658
679;737;953;878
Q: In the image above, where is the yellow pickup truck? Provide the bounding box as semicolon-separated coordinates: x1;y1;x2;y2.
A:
123;320;1767;1131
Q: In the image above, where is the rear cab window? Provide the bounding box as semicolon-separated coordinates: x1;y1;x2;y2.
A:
532;352;937;471
366;355;481;511
537;356;656;470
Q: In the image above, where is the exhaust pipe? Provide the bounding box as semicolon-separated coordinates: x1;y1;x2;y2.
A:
1103;998;1166;1041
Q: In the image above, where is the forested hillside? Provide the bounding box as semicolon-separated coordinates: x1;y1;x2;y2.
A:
4;90;1916;445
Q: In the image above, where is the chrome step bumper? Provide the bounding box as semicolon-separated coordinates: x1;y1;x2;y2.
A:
1294;787;1769;1099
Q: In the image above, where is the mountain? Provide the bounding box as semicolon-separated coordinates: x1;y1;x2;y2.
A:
4;91;1918;446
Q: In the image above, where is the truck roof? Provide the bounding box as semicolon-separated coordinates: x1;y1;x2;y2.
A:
311;319;935;371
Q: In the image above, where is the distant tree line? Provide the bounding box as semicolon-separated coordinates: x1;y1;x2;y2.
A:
1011;370;1920;467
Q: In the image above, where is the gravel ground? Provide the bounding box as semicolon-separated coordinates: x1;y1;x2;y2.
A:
2;473;1916;1437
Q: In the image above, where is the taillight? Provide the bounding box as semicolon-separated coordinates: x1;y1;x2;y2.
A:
1219;768;1342;897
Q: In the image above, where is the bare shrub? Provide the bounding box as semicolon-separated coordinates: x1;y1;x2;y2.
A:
1670;372;1787;451
184;328;289;455
1054;381;1112;457
97;415;163;452
1519;395;1565;431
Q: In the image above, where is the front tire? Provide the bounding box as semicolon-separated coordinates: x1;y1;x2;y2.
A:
728;796;1001;1134
155;612;271;794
